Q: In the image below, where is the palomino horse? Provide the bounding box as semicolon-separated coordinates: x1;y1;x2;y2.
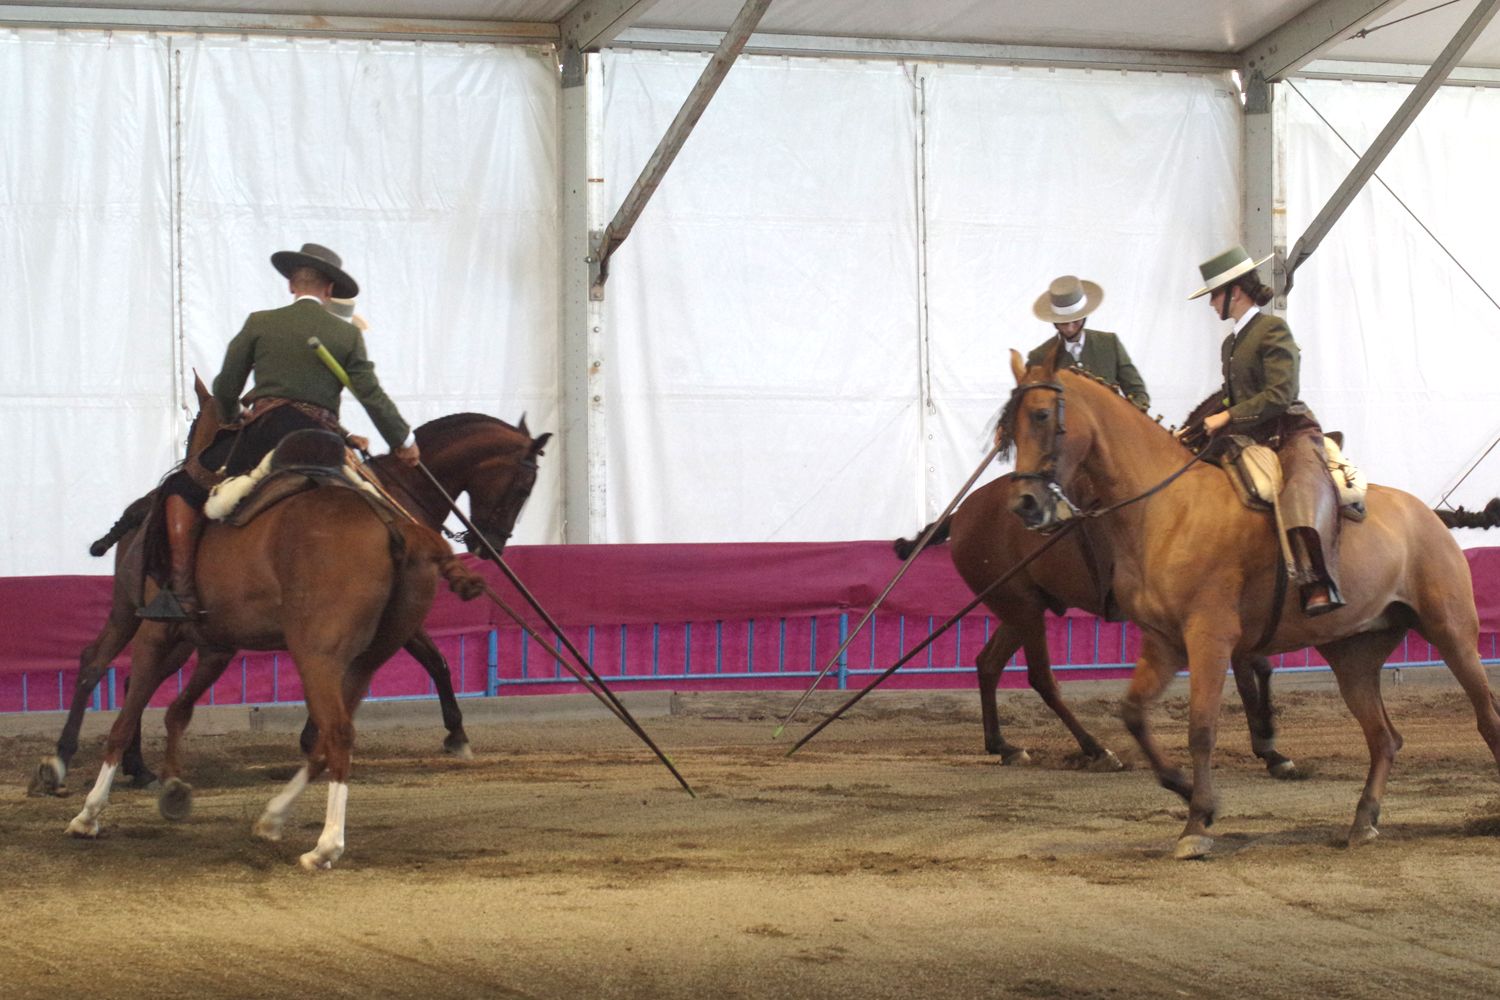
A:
30;413;550;797
896;481;1297;777
1003;351;1500;859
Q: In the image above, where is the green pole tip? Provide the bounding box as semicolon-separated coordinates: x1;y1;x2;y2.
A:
771;724;785;740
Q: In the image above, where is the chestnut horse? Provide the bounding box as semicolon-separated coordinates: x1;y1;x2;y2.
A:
1003;351;1500;859
30;413;549;797
896;481;1297;777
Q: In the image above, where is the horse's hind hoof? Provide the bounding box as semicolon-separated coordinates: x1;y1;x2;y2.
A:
443;738;474;761
67;815;100;838
1174;834;1214;860
28;757;67;798
999;747;1032;766
158;778;194;822
1088;749;1125;773
125;768;160;791
1347;825;1380;847
1268;758;1304;780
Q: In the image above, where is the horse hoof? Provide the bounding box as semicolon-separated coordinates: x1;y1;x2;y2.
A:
1268;758;1302;780
66;815;100;838
28;757;67;798
1089;749;1125;773
1174;834;1214;860
1348;825;1380;847
252;814;284;842
126;769;160;791
999;748;1032;766
158;778;193;822
298;850;337;871
444;741;474;761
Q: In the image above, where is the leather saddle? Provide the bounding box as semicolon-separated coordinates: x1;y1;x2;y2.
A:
1219;431;1367;521
209;430;391;529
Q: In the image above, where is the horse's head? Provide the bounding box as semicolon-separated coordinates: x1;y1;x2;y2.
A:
459;428;551;557
1003;349;1086;532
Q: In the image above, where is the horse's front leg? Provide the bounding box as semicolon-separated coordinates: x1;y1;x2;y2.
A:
1175;625;1237;860
1120;635;1188;801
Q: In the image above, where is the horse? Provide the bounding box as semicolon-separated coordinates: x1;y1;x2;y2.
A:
32;411;549;798
895;479;1297;777
1002;350;1500;859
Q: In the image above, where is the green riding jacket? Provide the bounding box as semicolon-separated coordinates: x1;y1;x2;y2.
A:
1218;310;1300;433
1025;328;1150;410
211;298;411;448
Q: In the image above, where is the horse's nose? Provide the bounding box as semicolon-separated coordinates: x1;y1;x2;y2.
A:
1009;490;1041;525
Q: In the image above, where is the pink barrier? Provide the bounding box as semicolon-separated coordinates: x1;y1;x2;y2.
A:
3;541;1500;712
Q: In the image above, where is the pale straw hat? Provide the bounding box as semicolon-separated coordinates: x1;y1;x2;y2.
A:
326;297;369;332
1033;275;1103;324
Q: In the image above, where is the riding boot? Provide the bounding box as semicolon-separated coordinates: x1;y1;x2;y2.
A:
1291;529;1344;618
138;495;207;621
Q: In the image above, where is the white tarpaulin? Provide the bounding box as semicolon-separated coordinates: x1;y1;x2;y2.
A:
600;51;1241;541
0;31;561;575
1284;77;1500;534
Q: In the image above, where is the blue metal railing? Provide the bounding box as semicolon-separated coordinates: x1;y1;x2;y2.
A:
4;612;1499;714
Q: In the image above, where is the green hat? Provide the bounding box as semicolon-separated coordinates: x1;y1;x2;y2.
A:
1188;245;1272;300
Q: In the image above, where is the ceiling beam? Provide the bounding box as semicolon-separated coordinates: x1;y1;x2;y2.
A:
0;4;556;44
1285;0;1500;291
1239;0;1403;82
1297;57;1500;86
610;27;1237;73
558;0;662;53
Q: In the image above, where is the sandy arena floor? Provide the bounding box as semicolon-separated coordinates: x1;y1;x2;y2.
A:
3;675;1500;999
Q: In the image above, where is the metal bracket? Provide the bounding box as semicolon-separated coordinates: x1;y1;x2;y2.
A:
561;44;585;89
1243;70;1271;115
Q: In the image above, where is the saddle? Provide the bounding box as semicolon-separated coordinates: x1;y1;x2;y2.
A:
1219;432;1367;521
205;430;384;525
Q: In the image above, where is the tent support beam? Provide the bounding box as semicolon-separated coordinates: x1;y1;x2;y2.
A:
1239;0;1401;82
589;0;774;299
1284;0;1500;291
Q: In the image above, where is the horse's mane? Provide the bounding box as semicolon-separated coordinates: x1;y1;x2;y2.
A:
997;364;1188;460
416;412;526;440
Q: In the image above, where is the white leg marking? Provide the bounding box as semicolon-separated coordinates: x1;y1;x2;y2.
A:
298;781;349;871
253;764;310;842
66;762;119;837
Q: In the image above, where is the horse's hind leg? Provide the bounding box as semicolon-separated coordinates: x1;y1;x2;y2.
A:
156;647;234;822
1230;654;1299;778
1020;625;1123;772
1318;628;1407;845
30;609;142;797
1416;616;1500;774
293;657;357;871
976;624;1028;762
408;630;471;758
66;625;183;838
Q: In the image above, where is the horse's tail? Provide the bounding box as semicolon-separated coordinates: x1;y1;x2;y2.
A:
438;553;486;601
89;492;155;557
1433;498;1500;529
892;515;953;561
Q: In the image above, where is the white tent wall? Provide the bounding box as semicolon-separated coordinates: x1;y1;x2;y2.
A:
599;52;923;543
1;30;176;577
598;50;1241;542
921;64;1242;518
1284;77;1500;535
0;31;562;576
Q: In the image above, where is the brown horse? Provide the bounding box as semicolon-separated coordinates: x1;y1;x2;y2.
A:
1003;351;1500;859
30;413;549;797
896;479;1297;777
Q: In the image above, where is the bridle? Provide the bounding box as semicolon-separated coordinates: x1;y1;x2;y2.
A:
1006;379;1080;526
1006;375;1210;527
445;451;540;556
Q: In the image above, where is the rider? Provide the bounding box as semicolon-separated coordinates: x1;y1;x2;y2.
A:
139;243;420;622
1189;245;1343;617
1026;275;1150;411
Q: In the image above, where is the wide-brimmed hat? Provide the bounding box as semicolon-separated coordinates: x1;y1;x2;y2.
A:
1033;275;1103;324
270;242;359;299
326;297;369;332
1188;245;1273;300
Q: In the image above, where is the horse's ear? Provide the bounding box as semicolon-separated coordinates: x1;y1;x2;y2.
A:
1009;349;1026;384
517;412;529;436
192;369;213;408
530;432;552;456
